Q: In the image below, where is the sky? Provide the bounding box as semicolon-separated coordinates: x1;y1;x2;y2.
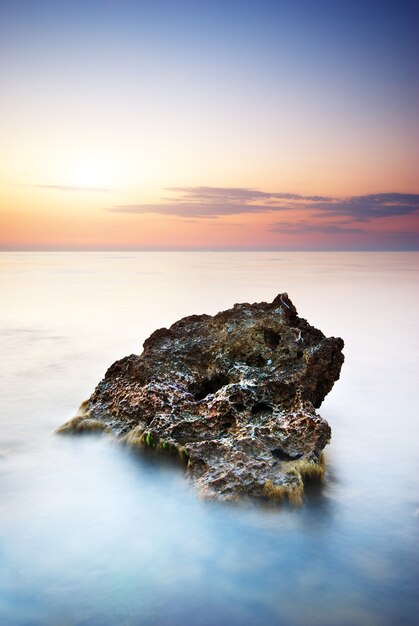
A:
0;0;418;250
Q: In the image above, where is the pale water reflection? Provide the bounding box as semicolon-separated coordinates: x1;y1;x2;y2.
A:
0;252;418;625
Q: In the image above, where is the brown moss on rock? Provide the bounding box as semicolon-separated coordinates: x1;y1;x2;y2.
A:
56;415;108;434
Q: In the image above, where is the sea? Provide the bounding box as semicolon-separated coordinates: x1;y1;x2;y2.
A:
0;251;418;626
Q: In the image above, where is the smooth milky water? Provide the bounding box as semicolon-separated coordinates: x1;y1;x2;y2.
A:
0;252;418;626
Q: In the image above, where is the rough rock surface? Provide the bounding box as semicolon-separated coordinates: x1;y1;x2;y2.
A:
58;294;344;503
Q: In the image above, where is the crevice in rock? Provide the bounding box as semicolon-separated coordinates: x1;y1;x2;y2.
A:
264;329;280;349
245;355;266;367
251;402;273;415
193;374;229;400
220;415;235;433
271;448;302;461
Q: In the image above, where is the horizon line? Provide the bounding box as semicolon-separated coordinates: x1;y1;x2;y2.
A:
1;247;418;253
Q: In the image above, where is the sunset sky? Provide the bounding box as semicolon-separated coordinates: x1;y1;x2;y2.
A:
1;0;418;250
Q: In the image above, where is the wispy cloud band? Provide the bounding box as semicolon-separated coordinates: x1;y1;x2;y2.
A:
109;187;419;223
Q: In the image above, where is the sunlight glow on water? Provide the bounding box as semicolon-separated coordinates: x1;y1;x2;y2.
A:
0;252;418;625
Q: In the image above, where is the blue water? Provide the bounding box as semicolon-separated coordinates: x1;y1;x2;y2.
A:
0;252;418;625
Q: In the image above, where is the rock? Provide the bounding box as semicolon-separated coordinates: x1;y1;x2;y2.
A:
57;294;344;504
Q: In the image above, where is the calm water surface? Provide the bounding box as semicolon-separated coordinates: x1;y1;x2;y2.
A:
0;252;418;626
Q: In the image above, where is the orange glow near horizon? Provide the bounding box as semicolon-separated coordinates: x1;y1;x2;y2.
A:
2;182;418;251
1;111;418;250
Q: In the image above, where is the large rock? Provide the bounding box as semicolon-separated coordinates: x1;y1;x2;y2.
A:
58;294;344;503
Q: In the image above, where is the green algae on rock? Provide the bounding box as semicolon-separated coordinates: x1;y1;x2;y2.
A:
58;293;344;503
